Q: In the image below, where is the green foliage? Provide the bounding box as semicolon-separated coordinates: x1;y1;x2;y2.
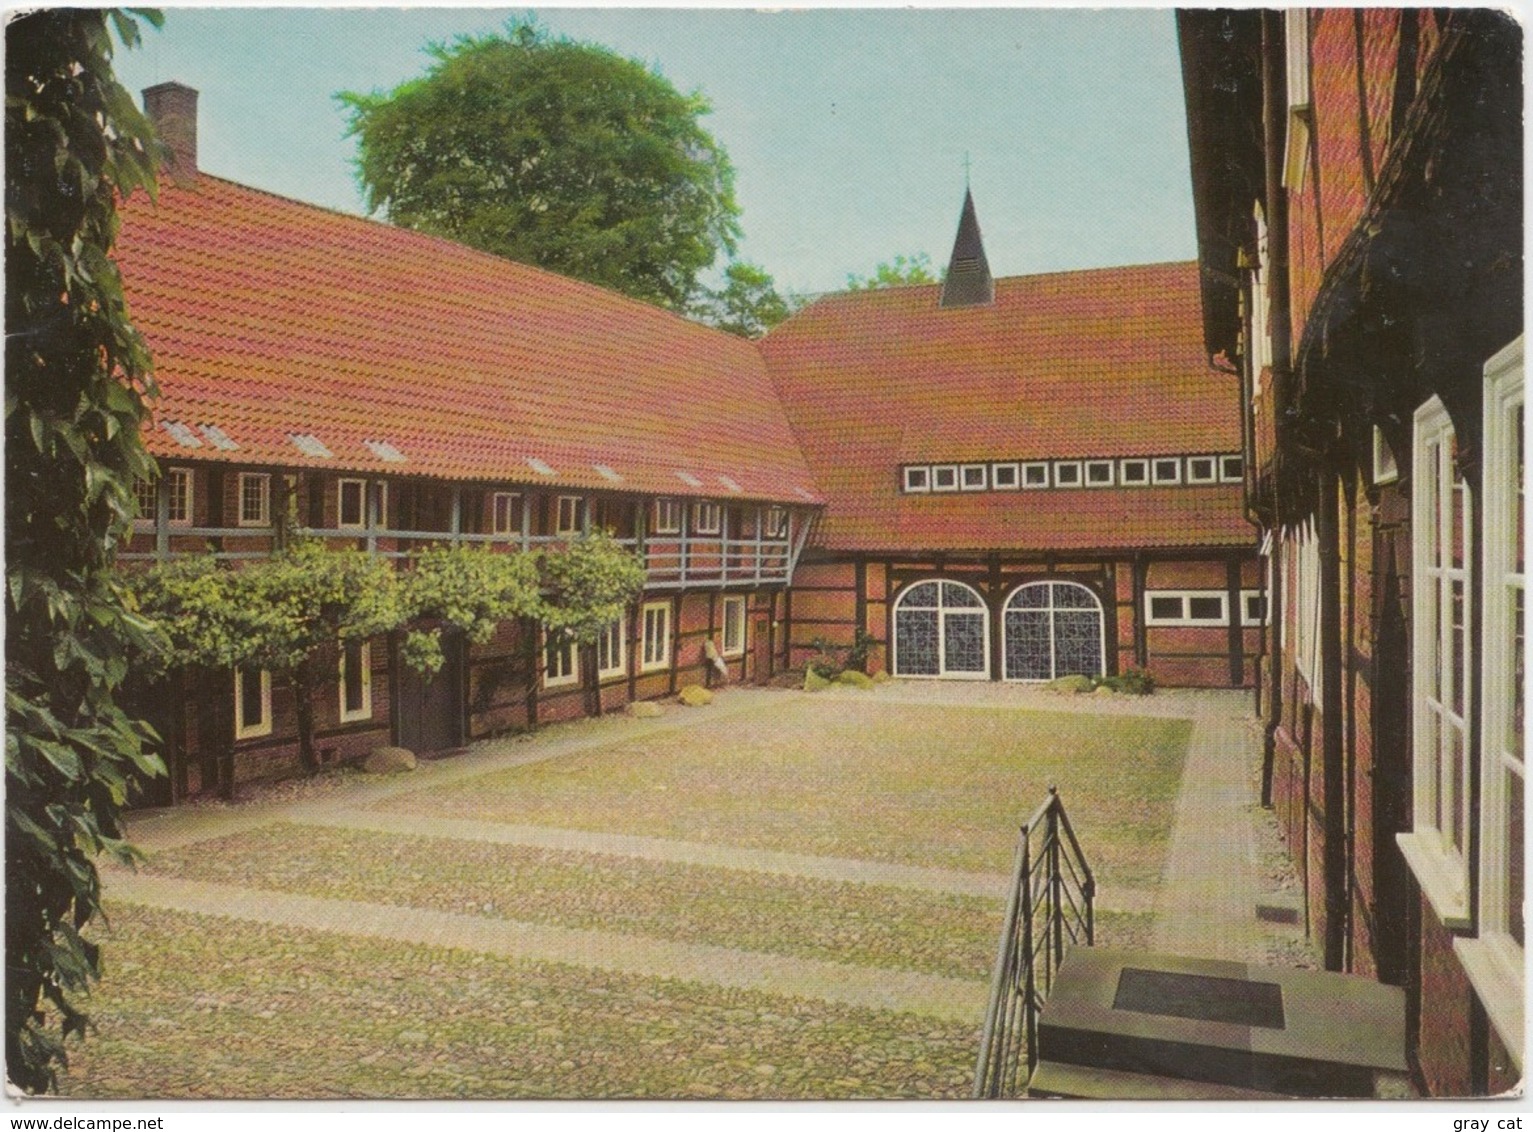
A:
806;637;843;681
845;252;939;291
398;545;541;674
538;532;646;645
806;628;875;678
691;260;799;338
5;7;165;1093
1094;668;1157;696
339;19;741;312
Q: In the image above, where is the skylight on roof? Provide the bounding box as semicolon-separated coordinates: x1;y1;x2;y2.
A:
289;433;334;459
364;440;407;464
198;423;239;451
674;471;703;488
794;487;815;501
718;476;743;494
593;464;623;483
162;420;203;449
527;457;556;476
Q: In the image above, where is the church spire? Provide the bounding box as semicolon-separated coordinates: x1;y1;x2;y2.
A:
939;187;995;309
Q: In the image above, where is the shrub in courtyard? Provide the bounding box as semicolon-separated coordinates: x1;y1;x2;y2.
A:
1095;668;1156;696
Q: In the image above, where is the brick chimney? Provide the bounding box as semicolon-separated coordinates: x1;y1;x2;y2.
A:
142;82;198;182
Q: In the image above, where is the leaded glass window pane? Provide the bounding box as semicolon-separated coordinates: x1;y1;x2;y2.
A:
1054;611;1102;677
1054;582;1096;609
943;612;987;672
903;582;940;608
1010;585;1048;609
942;582;984;608
1005;610;1052;680
895;609;939;675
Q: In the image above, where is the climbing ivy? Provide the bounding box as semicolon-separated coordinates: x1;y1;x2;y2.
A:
5;8;165;1093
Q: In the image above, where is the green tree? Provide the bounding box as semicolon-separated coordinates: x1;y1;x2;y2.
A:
845;252;939;291
537;532;646;645
5;8;165;1093
339;20;741;312
397;545;542;675
691;260;799;339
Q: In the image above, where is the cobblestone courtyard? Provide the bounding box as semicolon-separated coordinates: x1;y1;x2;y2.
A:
65;683;1315;1099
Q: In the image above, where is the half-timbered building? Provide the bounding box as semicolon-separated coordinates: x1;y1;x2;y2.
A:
1180;7;1521;1093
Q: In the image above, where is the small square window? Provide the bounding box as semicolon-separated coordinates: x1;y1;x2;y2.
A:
557;495;586;536
903;466;931;493
1053;462;1082;488
960;464;987;491
1187;457;1219;484
1242;590;1268;626
692;501;721;534
1021;462;1050;489
1085;460;1114;487
1221;455;1245;483
238;473;271;527
338;478;366;528
653;498;681;535
1120;459;1150;485
931;465;959;492
1152;458;1182;485
492;492;521;536
1187;595;1225;621
991;463;1020;490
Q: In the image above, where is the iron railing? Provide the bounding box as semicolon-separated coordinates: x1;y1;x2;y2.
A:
973;785;1095;1099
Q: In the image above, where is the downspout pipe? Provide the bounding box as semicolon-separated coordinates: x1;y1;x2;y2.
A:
1318;464;1347;972
1260;9;1295;806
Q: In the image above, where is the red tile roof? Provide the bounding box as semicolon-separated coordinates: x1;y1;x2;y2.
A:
113;175;822;505
758;263;1254;552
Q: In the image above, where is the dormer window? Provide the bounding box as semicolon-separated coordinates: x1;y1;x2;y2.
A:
1120;459;1150;486
903;466;931;494
1053;462;1082;488
960;464;987;491
1187;456;1219;484
931;465;959;492
1084;460;1114;487
1021;462;1049;489
992;463;1020;490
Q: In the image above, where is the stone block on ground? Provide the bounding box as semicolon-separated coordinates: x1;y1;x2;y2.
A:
835;670;874;689
627;700;664;718
364;746;417;774
677;684;714;707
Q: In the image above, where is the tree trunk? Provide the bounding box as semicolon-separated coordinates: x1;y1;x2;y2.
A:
294;660;318;775
212;668;236;801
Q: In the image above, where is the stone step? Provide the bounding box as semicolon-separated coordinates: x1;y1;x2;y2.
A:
1037;947;1408;1098
1028;1059;1293;1101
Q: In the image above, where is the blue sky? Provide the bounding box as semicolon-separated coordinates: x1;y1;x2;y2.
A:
113;7;1198;297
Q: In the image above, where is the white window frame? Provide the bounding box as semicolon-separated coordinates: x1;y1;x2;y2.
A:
1398;395;1472;928
596;617;627;680
1052;461;1083;488
1151;457;1183;486
1144;590;1229;627
891;579;991;680
902;466;930;494
1456;338;1525;1059
234;667;273;740
692;501;721;535
492;492;521;536
237;472;271;527
543;627;579;688
721;595;747;657
1083;460;1115;488
641;601;672;672
338;640;372;723
960;464;987;492
1293;520;1322;703
931;465;959;493
556;495;586;536
1240;589;1268;627
1283;8;1313;189
1119;458;1150;486
158;466;193;526
1220;454;1245;483
653;498;682;535
1001;581;1106;683
991;462;1020;491
337;477;367;529
1186;456;1219;484
763;506;788;538
1250;202;1274;378
1020;462;1050;490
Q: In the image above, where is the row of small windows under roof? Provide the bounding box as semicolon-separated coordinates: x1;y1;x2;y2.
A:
900;454;1244;494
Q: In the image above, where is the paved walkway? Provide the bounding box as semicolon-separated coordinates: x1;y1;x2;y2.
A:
107;682;1310;1029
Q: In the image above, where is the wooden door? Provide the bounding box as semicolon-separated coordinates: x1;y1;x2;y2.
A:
394;630;464;754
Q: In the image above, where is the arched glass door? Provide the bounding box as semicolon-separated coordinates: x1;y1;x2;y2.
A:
893;580;990;679
1003;582;1104;681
